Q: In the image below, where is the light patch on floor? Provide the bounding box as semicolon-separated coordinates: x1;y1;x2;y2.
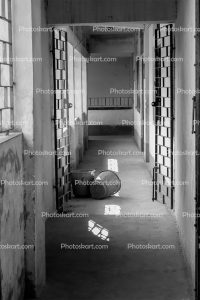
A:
88;220;110;241
104;205;121;216
108;158;120;196
108;158;118;172
113;191;120;197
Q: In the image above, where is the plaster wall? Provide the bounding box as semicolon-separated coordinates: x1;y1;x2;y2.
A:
87;57;134;134
13;0;55;296
132;31;145;151
144;25;156;172
0;134;24;300
74;49;84;162
67;35;88;168
31;0;55;294
12;0;37;297
47;0;177;25
174;0;196;284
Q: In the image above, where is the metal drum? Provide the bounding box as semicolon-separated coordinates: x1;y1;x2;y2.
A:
71;169;96;197
90;170;121;200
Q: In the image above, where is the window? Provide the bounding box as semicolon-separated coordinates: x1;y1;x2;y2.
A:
88;97;133;110
0;0;13;133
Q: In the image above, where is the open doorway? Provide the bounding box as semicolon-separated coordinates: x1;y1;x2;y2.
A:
41;23;194;300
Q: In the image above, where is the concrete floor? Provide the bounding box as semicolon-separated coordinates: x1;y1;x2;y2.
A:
40;136;193;300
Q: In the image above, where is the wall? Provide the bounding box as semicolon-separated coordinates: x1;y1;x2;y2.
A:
147;26;156;170
0;133;24;300
88;57;132;98
13;0;55;297
82;57;88;150
47;0;177;24
87;57;134;135
68;42;76;168
143;26;150;162
89;35;135;57
32;0;55;295
144;25;156;171
12;0;37;297
174;0;196;285
133;31;145;150
89;110;134;126
74;49;84;163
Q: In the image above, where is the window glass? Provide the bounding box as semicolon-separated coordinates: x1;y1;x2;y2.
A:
0;0;13;132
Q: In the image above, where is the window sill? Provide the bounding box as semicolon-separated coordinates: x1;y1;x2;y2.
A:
0;132;22;145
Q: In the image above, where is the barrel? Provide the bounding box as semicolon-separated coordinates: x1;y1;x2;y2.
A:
71;169;96;198
90;170;121;200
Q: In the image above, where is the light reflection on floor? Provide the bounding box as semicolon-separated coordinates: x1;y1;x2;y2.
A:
108;158;119;173
104;205;121;216
113;191;120;197
108;158;120;197
88;220;110;241
87;159;120;242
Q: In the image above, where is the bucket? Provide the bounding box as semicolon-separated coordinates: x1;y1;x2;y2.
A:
90;170;121;200
71;169;96;197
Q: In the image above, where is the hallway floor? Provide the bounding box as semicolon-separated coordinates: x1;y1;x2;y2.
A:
40;136;193;300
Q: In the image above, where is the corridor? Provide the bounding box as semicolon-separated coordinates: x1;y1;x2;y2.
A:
40;136;192;300
0;0;199;298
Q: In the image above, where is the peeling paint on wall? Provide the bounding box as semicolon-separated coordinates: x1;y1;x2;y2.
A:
0;134;24;300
